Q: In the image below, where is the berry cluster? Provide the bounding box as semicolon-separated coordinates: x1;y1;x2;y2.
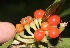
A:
34;9;60;41
15;9;60;42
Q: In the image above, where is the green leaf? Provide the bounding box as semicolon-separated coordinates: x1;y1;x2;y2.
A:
0;39;13;48
60;8;70;18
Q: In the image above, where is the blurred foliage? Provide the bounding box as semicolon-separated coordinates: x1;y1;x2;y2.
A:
60;8;70;18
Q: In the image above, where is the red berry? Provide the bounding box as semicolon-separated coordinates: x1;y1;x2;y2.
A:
34;29;45;41
41;22;51;30
34;9;45;19
48;27;60;38
48;15;60;25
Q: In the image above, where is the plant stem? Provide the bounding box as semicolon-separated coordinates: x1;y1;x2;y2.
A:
24;24;34;36
15;34;35;43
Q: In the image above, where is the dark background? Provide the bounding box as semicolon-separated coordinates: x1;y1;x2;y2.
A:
0;0;70;37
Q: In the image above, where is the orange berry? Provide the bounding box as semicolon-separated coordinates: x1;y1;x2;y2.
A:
26;16;33;24
41;22;51;31
16;24;24;32
20;18;28;25
20;16;33;25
